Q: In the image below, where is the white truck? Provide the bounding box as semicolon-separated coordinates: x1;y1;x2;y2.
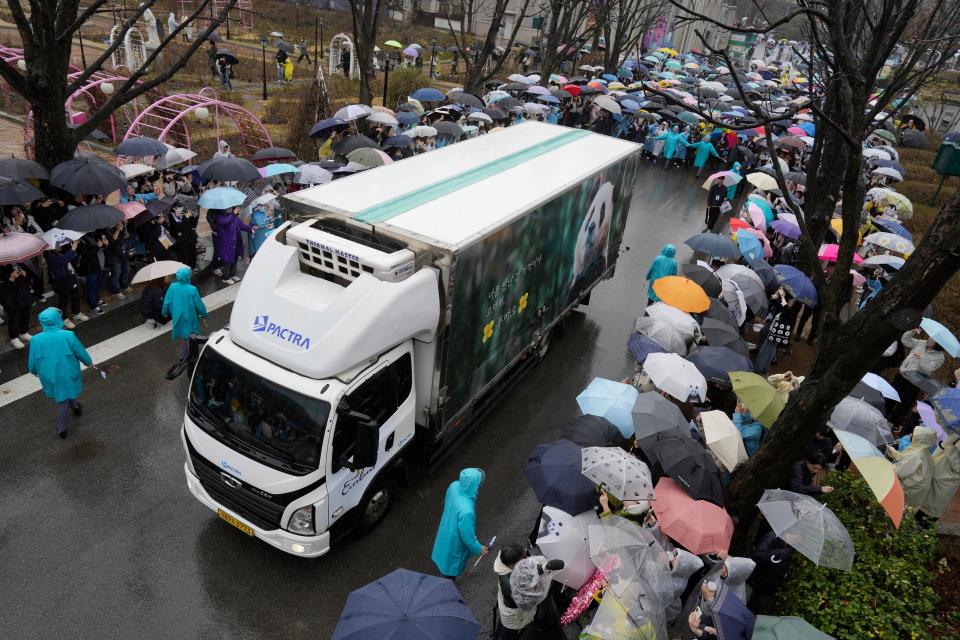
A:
181;122;641;556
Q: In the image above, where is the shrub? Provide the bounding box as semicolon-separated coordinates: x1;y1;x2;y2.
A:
386;66;431;111
775;472;939;639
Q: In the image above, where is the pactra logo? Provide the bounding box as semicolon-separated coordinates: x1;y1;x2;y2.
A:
252;314;311;349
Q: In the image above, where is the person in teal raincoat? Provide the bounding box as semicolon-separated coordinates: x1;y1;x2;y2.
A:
27;307;93;438
686;138;722;177
655;126;684;169
162;267;207;359
727;161;742;201
645;244;677;302
431;468;487;578
733;403;764;456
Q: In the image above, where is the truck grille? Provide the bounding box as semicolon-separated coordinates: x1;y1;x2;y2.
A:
188;447;285;531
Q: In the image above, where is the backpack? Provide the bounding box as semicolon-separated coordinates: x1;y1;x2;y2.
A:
276;50;287;64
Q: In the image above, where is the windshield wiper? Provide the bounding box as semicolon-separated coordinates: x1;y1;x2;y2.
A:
189;400;226;435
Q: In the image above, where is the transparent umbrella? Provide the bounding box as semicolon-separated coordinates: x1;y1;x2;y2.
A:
536;506;600;590
827;396;893;447
757;489;855;571
581;446;655;502
581;591;658;640
644;302;699;340
635;316;689;355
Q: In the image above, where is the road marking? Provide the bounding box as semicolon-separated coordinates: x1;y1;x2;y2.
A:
0;285;239;409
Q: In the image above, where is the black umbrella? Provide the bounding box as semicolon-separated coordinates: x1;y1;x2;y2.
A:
454;92;484;109
848;383;885;411
114;136;167;157
482;106;509;120
685;232;741;259
50;156;126;195
250;147;297;162
701;318;747;355
434;121;464;140
631;391;688;440
146;197;176;215
382;134;413;149
550;88;572;100
334;134;380;155
130;208;158;229
785;171;806;185
644;436;724;505
900;128;929;149
206;31;222;43
446;45;460;53
0;176;44;205
58;204;124;232
273;40;295;54
0;157;49;180
309;117;349;139
215;49;240;65
560;415;627;449
198;156;260;182
496;96;523;110
686;346;753;385
501;82;530;92
522;439;596;514
900;114;926;131
680;263;722;297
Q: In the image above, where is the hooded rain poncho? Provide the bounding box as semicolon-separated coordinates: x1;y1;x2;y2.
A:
162;267;208;340
431;468;484;577
922;435;960;518
655;129;684;160
687;139;722;169
28;308;93;403
890;426;937;510
646;244;678;302
727;161;742;200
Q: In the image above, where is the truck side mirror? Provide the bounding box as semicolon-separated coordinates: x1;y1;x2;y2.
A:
338;409;379;471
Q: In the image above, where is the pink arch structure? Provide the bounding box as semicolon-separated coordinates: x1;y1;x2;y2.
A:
0;45;82;113
124;90;271;156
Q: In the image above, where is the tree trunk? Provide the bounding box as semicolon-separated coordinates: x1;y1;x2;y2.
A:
357;54;374;105
32;90;78;167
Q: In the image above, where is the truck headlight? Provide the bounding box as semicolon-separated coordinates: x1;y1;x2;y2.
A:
287;505;315;536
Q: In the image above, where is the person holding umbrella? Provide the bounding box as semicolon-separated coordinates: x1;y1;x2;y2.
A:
27;307;94;439
216;54;233;90
215;206;252;284
431;468;488;579
162;267;207;360
889;328;946;423
45;240;86;329
645;243;677;302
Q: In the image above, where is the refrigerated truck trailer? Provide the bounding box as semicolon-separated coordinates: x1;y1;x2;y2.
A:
181;122;641;556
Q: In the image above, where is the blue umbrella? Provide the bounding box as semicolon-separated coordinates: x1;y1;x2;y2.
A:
331;568;480;640
737;232;764;261
712;586;756;640
396;111;420;125
685;232;741;259
410;87;445;102
601;73;617;82
309;117;348;139
774;264;818;307
523;439;596;514
920;317;960;357
930;388;960;430
620;99;641;111
873;217;912;241
799;121;816;136
198;187;246;209
627;333;668;365
576;377;639;437
262;163;298;177
383;134;413;148
537;94;560;104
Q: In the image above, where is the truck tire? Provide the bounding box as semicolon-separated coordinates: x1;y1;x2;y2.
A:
536;330;552;360
355;478;393;534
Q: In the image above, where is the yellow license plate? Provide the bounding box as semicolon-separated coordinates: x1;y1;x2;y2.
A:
218;509;254;536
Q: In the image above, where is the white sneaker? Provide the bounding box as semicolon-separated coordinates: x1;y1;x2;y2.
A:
213;268;224;277
229;277;240;284
223;278;234;284
63;318;76;329
18;333;31;342
144;318;157;329
10;338;25;349
75;313;90;322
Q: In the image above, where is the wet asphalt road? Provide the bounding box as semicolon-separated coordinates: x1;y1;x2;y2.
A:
0;162;708;640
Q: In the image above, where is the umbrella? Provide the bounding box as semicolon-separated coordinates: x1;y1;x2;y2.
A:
652;477;733;554
50;156;125;195
595;96;622;114
334;104;374;121
454;92;485;109
582;590;659;640
114;136;167;157
577;377;640;438
700;318;747;355
250;147;297;162
737;231;764;261
652;276;710;313
680;263;722;297
410;87;445;102
686;346;753;385
871;166;903;181
631;391;688;441
644;302;699;340
260;163;299;177
848;382;885;411
729;371;784;427
832;429;904;527
747;258;779;295
699;410;748;472
916;401;949;443
774;264;817;307
757;489;854;571
273;40;295;54
396;111;420;126
346;148;391;168
118;163;156;181
155;147;197;169
561;414;627;449
746;172;778;191
702;171;743;188
39;227;84;249
930;387;960;430
817;244;864;264
872;217;912;241
627;332;668;366
535;506;600;589
366;111;399;128
57;204;123;232
827;396;892;446
309;117;349;139
634;316;688;354
434;121;464;140
643;352;707;403
198;186;246;209
331;568;479;640
718;270;766;318
644;436;724;505
198;156;260;182
383;39;403;48
0;176;44;205
581;447;655;501
685;232;741;260
712;587;756;640
382;134;414;149
704;298;739;328
0;231;47;265
295;164;333;185
753;615;835;640
770;219;801;239
130;260;190;285
902;370;944;396
523;439;597;514
860;372;900;402
920;317;960;357
0;157;49;180
215;49;240;65
335;135;380;155
115;201;146;220
863;232;913;255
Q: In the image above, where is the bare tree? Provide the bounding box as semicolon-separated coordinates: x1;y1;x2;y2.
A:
662;0;960;543
536;0;592;84
443;0;532;94
911;73;960;134
348;0;386;105
596;0;669;73
0;0;235;167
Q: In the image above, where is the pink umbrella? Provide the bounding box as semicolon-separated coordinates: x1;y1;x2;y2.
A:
818;244;864;264
0;231;48;265
747;203;767;229
702;171;742;189
849;269;866;286
916;401;948;443
116;201;146;220
745;227;773;258
787;126;806;136
372;149;394;165
652;477;734;554
777;212;798;226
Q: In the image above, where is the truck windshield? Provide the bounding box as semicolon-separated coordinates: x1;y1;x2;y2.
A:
187;347;330;474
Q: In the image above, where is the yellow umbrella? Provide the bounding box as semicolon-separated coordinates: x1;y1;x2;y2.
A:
652;276;710;313
658;47;679;56
830;218;862;244
383;40;403;48
607;82;626;91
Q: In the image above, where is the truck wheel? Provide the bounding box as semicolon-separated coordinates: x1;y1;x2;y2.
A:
536;330;552;360
356;479;393;534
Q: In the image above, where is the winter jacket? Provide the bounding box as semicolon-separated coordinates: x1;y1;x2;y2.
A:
890;426;937;510
167;210;198;245
431;468;484;577
161;267;207;340
214;211;252;264
27;307;93;403
789;460;824;495
899;330;945;376
140;281;167;320
922;435;960;517
46;249;79;282
0;267;34;311
645;244;677;302
494;552;536;631
733;411;764;456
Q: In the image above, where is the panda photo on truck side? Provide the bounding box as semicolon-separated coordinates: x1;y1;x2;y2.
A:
569;180;615;302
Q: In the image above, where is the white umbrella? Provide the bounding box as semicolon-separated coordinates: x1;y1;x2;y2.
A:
699;410;747;472
643;352;707;403
863;232;913;255
507;73;534;84
366;111;399;127
644;302;699;339
862;148;891;160
862;254;905;269
581;447;655;501
871;166;903;181
860;372;900;402
119;163;155;180
594;95;622;114
757;489;854;571
40;227;84;249
243;193;278;216
408;125;438;139
467;112;493;124
334;104;374;121
156;147;197;169
634;316;688;355
746;172;778;191
295;164;333;185
535;506;600;589
131;260;190;285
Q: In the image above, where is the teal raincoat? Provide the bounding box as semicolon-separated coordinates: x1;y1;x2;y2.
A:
655;129;684;160
687;140;722;168
733;410;764;456
162;267;207;340
727;162;742;201
431;468;485;577
28;308;93;403
645;244;678;302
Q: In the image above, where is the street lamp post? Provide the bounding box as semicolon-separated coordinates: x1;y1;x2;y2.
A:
319;17;324;60
430;37;436;78
78;28;87;69
259;35;268;100
382;53;394;107
314;17;320;69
